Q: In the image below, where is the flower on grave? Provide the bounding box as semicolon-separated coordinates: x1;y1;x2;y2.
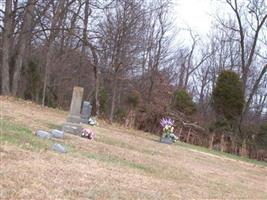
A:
160;117;178;142
160;117;174;128
88;117;98;126
81;128;95;140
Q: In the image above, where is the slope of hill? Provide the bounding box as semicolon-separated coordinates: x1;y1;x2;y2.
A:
1;96;267;199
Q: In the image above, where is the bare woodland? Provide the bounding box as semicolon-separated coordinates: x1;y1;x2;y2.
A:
0;0;267;160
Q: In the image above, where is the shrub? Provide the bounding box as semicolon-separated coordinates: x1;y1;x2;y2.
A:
115;107;127;122
126;90;141;109
172;89;196;115
255;123;267;150
212;70;244;122
99;88;109;115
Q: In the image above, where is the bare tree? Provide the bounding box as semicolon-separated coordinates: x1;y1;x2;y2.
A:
139;0;171;104
98;0;148;122
41;0;74;106
11;0;35;96
223;0;267;113
1;0;12;95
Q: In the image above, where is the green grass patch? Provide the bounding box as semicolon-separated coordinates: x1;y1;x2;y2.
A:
81;151;154;173
0;118;69;151
175;141;267;167
0;118;52;150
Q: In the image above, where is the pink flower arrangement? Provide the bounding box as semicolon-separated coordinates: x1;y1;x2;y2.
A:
81;128;95;140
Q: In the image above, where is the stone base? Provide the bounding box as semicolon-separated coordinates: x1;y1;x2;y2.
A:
66;115;81;124
62;122;82;135
81;117;89;124
160;137;173;144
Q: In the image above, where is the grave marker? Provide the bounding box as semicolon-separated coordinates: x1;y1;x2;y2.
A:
81;101;92;124
62;86;84;135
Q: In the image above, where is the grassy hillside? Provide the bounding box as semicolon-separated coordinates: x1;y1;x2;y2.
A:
1;96;267;199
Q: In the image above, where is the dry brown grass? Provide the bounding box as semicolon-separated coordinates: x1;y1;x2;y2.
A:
1;96;267;199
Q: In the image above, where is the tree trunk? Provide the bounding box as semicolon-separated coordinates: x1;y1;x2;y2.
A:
220;134;225;152
125;108;136;129
178;127;183;140
243;64;267;115
256;150;265;161
88;44;100;117
147;69;155;104
186;128;191;143
209;132;215;150
41;0;65;106
1;0;12;95
94;67;100;117
77;0;89;86
42;43;54;106
240;139;249;157
178;62;186;88
125;109;132;128
109;74;118;123
12;0;35;96
81;0;100;116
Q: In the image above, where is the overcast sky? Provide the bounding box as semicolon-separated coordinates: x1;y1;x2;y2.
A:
174;0;215;32
173;0;217;43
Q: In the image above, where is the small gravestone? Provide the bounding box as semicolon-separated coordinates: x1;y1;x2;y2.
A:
160;137;173;144
52;143;67;153
51;129;64;139
81;101;92;124
36;130;51;139
62;87;84;135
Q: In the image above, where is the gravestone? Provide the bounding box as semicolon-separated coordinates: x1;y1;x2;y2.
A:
35;130;51;139
62;87;84;135
52;143;67;153
81;101;92;124
51;129;64;139
66;87;84;123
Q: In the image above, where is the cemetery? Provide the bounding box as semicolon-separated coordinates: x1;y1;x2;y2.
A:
35;87;96;153
1;0;267;199
1;95;267;199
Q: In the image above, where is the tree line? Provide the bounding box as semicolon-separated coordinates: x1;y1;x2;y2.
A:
1;0;267;160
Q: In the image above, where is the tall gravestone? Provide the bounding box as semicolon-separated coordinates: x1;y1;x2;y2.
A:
62;87;84;135
81;101;92;124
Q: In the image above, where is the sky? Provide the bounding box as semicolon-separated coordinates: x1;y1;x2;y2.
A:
173;0;216;42
0;0;215;35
